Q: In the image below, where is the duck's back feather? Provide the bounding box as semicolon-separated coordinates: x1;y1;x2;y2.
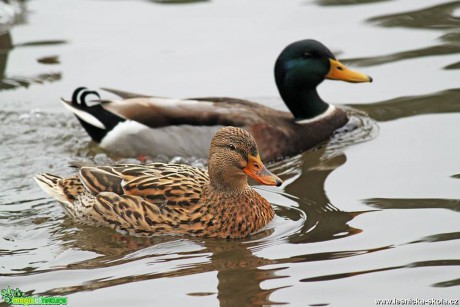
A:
102;96;285;128
78;163;209;207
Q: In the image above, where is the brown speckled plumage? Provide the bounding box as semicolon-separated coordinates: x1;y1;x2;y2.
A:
34;127;281;239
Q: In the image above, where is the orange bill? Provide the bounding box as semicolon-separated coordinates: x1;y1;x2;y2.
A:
326;59;373;83
244;154;283;187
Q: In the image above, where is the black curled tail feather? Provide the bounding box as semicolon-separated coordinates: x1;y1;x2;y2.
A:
72;87;100;107
67;87;125;143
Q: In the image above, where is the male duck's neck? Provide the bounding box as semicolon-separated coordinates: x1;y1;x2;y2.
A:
283;88;330;121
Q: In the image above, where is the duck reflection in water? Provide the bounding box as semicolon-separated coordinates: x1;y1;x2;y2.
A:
0;31;63;91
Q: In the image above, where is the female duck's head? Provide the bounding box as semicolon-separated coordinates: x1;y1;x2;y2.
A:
208;127;282;192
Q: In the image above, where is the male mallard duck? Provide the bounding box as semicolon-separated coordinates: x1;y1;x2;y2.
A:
63;39;372;161
34;127;283;239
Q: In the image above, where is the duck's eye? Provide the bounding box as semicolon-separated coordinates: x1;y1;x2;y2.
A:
228;144;236;150
303;52;312;59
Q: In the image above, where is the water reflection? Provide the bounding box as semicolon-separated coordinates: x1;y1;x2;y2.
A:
360;193;460;288
204;240;286;306
433;278;460;288
272;149;367;243
345;30;460;69
0;1;64;91
0;0;27;32
342;2;460;69
345;43;460;68
0;33;64;91
409;231;460;244
0;31;12;83
368;1;460;29
20;205;369;306
37;56;60;65
300;259;460;285
364;198;460;212
349;88;460;122
315;0;390;6
26;230;288;305
149;0;209;4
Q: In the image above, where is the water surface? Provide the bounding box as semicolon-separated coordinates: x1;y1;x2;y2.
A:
1;0;459;306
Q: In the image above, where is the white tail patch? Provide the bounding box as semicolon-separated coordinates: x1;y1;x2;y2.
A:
100;121;222;158
61;99;106;130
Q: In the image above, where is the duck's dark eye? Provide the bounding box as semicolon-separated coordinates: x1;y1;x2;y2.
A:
228;144;236;150
303;52;312;59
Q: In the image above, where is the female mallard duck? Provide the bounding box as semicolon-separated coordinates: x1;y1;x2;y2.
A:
63;39;372;161
34;127;283;239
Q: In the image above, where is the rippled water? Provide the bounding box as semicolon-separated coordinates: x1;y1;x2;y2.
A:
1;0;459;306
